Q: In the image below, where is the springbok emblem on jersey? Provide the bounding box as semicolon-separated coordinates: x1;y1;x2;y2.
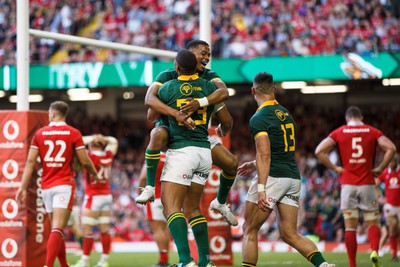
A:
180;83;193;96
275;109;289;121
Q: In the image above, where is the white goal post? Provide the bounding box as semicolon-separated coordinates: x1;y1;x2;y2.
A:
17;0;211;111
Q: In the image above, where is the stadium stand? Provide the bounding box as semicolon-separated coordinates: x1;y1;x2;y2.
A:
1;0;400;64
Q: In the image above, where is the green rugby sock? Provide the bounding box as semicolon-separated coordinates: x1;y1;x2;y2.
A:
307;250;326;267
189;215;210;266
167;212;192;264
145;148;160;187
217;171;236;204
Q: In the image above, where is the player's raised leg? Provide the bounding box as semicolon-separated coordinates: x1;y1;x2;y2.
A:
136;126;169;204
209;143;238;226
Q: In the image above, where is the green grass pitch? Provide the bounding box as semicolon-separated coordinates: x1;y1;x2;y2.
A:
60;252;399;267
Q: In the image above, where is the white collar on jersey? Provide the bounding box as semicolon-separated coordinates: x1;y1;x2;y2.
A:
49;121;67;126
347;120;364;126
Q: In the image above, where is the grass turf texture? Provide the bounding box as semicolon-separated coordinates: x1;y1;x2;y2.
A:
59;252;399;267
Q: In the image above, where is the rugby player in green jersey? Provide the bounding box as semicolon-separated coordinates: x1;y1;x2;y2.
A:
136;40;238;227
157;49;216;267
237;72;336;267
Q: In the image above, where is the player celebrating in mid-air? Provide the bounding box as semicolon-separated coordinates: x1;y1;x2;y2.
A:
315;106;396;267
136;40;238;227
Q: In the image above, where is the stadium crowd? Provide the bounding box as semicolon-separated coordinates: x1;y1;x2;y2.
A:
1;0;400;65
63;101;400;244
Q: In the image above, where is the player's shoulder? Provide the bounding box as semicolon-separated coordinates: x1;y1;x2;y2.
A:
201;68;221;81
155;68;177;83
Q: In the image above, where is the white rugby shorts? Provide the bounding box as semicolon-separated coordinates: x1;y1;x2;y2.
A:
208;135;222;150
42;184;75;213
161;146;212;186
146;198;166;221
83;194;112;212
383;203;400;219
340;184;378;211
246;176;301;209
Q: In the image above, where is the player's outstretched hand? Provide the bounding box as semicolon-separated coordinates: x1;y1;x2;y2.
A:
180;97;200;113
15;188;27;204
237;161;256;176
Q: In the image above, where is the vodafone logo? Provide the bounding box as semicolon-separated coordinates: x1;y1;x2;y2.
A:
1;238;18;259
3;120;19;141
207;169;220;187
210;235;226;253
2;159;18;180
2;199;18;219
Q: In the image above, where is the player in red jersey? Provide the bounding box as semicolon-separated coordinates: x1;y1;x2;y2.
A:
16;101;99;267
138;153;171;267
72;134;118;267
376;154;400;261
315;106;396;267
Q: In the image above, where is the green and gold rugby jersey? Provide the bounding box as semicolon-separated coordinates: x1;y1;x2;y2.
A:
158;73;216;149
154;68;221;127
249;100;300;179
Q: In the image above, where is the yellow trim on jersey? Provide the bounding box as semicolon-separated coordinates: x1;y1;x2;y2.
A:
210;77;221;81
153;81;163;86
254;131;268;140
257;100;279;111
178;74;199;81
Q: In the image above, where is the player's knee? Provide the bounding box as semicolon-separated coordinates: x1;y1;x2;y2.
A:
149;127;169;149
221;156;239;175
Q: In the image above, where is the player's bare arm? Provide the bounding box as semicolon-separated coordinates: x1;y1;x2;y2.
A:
16;148;39;203
214;105;233;137
255;134;271;212
180;79;229;113
373;136;396;176
315;137;344;175
145;82;195;129
237;161;256;176
76;149;99;180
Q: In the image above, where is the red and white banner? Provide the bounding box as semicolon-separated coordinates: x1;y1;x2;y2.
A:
0;111;50;267
189;127;233;265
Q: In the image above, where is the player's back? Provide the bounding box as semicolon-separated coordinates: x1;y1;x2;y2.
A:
84;149;114;195
329;123;383;185
158;74;216;149
32;122;85;189
249;101;300;179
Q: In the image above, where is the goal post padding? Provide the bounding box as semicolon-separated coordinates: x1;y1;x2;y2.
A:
0;111;51;267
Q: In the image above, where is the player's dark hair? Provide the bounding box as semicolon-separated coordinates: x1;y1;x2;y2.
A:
345;106;362;119
176;49;197;74
253;72;274;93
186;40;209;50
50;101;69;118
